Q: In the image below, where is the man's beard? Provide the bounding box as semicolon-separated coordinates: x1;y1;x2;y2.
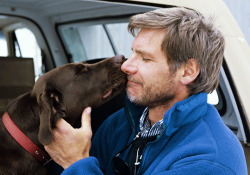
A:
127;76;176;107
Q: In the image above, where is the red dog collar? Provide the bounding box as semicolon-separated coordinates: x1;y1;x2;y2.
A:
2;112;51;165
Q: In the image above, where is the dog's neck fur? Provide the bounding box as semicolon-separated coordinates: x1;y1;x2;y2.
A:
6;92;41;147
0;92;49;174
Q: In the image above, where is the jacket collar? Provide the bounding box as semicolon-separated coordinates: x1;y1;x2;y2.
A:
124;93;208;136
163;92;207;136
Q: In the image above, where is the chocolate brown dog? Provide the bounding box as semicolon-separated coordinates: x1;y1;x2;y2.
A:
0;55;127;175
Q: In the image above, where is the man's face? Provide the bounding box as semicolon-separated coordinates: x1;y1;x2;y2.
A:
121;28;180;107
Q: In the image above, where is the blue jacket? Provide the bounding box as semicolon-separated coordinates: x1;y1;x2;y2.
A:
62;93;247;174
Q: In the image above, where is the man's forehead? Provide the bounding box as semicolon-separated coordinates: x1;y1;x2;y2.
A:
134;29;165;45
132;29;165;55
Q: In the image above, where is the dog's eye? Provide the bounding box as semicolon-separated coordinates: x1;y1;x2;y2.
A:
75;64;87;74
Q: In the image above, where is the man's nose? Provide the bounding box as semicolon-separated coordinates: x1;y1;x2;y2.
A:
121;56;137;75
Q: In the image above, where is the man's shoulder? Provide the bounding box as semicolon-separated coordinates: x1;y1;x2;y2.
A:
164;107;246;174
201;104;246;171
204;104;240;145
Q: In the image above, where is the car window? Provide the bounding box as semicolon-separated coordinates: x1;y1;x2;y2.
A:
0;31;7;57
58;20;134;62
105;23;134;58
78;24;115;60
14;28;43;80
59;24;114;62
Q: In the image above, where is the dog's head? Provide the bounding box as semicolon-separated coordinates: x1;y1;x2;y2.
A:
32;55;127;145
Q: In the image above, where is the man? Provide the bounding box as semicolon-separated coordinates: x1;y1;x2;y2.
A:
45;7;247;174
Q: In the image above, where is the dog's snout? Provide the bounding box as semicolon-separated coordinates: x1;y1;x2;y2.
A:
115;55;126;65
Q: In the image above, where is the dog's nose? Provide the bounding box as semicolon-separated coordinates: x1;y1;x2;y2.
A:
115;54;126;65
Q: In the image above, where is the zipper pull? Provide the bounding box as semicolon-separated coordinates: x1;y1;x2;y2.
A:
134;148;141;166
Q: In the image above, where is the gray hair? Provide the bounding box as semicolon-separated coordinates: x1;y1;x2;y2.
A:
128;7;225;95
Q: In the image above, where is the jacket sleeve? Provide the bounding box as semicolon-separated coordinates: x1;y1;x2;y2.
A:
61;157;104;175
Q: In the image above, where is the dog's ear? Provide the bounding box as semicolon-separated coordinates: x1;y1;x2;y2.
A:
37;88;66;145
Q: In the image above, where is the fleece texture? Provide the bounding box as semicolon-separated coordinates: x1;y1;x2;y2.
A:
62;93;247;175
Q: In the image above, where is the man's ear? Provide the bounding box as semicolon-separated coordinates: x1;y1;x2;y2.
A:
37;88;66;145
179;58;200;85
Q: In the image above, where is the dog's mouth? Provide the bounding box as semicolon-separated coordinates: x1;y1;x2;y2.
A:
102;80;127;99
103;89;113;99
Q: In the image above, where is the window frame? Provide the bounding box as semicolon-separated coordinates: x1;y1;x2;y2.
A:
56;15;134;62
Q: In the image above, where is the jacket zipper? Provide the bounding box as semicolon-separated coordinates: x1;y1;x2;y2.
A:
136;132;168;174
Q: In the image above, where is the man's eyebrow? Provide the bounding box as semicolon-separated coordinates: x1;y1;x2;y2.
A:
131;48;155;59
